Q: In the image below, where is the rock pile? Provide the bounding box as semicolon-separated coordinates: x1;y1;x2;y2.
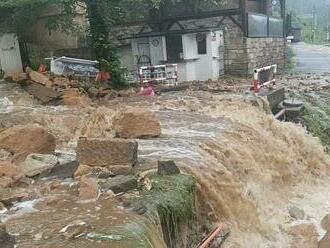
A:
5;68;139;107
0;125;56;162
113;108;161;139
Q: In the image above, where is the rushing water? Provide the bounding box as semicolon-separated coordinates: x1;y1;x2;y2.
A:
1;81;330;247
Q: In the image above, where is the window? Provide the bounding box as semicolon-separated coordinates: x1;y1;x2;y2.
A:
166;35;183;62
196;33;207;55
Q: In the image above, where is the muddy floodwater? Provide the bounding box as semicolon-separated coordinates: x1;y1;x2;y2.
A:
0;76;330;247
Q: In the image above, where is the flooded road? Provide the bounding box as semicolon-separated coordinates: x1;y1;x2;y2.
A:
290;43;330;73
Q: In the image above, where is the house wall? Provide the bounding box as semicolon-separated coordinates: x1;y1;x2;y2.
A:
224;19;248;75
24;5;87;52
246;1;261;12
128;31;224;82
246;37;285;72
224;18;285;76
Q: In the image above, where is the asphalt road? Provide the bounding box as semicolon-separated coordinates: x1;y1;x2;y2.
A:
290;43;330;73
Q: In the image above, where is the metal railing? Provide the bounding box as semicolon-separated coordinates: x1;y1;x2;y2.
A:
247;13;284;38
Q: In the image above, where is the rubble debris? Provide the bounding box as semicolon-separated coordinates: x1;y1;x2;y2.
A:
0;162;23;187
62;88;91;107
79;175;99;200
113;108;161;139
0;149;13;161
59;220;91;240
118;88;136;98
77;138;138;167
0;187;29;207
37;153;78;179
74;164;93;178
24;82;62;104
19;154;58;177
89;167;114;179
0;224;15;248
0;125;56;162
289;206;305;220
158;160;180;176
28;70;52;86
319;231;330;248
4;72;28;84
107;165;133;176
321;214;330;231
51;76;71;89
100;175;138;194
287;223;318;248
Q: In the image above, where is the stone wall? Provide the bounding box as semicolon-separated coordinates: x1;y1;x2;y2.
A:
246;37;285;73
224;20;248;76
224;19;285;76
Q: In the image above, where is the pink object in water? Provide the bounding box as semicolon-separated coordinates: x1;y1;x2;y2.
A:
139;86;155;97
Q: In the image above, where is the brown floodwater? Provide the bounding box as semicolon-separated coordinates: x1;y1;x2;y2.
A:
1;80;330;247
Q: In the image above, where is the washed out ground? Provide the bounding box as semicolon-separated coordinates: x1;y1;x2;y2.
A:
0;69;329;247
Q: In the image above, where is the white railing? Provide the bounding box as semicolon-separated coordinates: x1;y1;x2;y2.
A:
252;64;277;94
139;64;178;86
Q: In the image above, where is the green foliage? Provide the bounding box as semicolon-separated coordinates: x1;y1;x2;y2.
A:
302;103;330;154
0;0;226;87
140;174;197;247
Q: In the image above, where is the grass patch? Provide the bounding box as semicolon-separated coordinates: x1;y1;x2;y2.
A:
141;174;197;248
285;46;296;72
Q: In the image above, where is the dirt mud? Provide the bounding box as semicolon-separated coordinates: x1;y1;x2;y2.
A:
0;77;329;247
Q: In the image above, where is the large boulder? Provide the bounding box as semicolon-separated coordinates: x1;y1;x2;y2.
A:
77;138;138;167
158;160;180;176
99;175;138;194
36;153;78;179
0;125;56;162
0;162;23;188
113;108;161;139
28;70;52;86
19;154;58;177
79;176;99;200
24;83;62;104
321;214;330;231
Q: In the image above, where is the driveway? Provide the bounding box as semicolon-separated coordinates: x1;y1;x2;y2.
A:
290;42;330;73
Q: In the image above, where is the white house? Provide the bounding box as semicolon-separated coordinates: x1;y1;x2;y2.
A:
0;33;23;74
126;29;224;82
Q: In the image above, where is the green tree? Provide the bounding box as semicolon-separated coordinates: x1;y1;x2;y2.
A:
0;0;226;87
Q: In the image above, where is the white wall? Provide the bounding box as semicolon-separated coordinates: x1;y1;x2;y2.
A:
127;30;224;82
149;37;166;65
0;34;23;74
182;31;224;81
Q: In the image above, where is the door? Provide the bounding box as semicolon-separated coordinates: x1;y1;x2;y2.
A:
0;34;23;74
136;38;151;67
